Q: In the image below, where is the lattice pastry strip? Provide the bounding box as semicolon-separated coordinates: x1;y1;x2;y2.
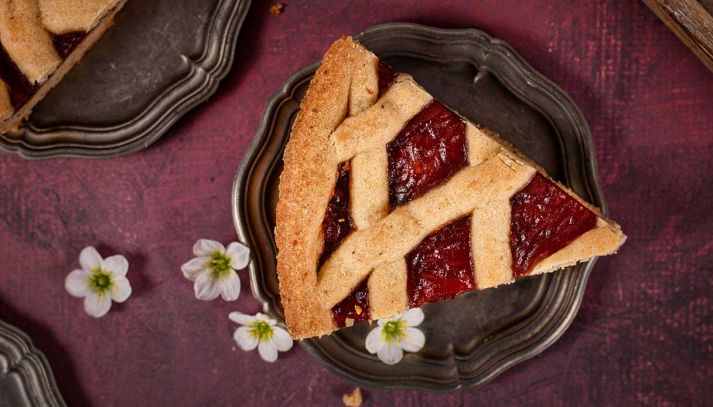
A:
318;147;536;309
320;76;543;309
39;0;120;34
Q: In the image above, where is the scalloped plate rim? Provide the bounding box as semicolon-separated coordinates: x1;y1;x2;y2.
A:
0;319;66;406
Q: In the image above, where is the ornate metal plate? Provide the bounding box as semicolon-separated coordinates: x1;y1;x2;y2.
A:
232;23;608;391
0;320;64;406
0;0;252;159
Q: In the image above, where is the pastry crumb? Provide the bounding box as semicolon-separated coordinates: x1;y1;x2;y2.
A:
270;3;285;15
342;387;363;407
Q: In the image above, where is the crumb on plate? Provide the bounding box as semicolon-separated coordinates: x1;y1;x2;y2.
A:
270;3;285;15
342;387;363;407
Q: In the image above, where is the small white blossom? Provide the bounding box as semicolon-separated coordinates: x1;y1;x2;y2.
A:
64;246;132;318
365;308;425;365
181;239;250;301
229;312;293;362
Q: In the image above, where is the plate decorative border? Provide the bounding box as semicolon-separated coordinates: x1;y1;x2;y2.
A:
0;320;65;406
232;23;607;391
0;0;252;159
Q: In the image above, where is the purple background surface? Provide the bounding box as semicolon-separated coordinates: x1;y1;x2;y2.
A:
1;1;712;405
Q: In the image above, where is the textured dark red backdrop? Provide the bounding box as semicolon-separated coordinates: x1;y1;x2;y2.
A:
1;1;712;405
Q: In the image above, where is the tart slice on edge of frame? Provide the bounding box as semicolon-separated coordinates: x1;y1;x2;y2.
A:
0;0;127;134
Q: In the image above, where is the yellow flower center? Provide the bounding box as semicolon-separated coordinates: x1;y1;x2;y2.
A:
381;319;406;343
248;321;273;341
87;268;114;295
209;252;232;279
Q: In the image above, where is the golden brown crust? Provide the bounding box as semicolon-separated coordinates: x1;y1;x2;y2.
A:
347;51;379;115
276;37;626;339
0;0;126;134
350;148;389;230
368;260;408;320
274;37;381;339
38;0;118;34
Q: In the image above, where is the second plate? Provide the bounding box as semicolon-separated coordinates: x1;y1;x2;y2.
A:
1;0;251;159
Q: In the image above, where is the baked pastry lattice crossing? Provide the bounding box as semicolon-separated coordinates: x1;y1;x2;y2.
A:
275;37;625;339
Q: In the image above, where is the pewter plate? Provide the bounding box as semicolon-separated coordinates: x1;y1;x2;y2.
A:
0;0;252;159
0;320;64;406
232;23;607;391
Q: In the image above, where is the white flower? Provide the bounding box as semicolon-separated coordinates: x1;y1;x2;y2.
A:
229;312;293;362
64;246;132;318
181;239;250;301
365;308;425;365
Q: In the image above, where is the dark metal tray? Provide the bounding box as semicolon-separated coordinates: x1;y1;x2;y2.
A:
0;320;65;406
232;23;608;391
0;0;251;159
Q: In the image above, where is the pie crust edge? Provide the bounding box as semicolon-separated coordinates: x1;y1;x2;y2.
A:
275;38;377;339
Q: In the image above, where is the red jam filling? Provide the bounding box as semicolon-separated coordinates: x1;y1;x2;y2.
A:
406;216;475;308
320;164;370;327
510;173;597;277
318;162;355;268
377;61;397;96
0;45;38;109
387;101;468;207
331;280;370;327
53;32;87;59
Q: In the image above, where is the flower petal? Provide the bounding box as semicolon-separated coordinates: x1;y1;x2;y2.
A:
233;327;258;351
377;343;404;365
402;307;425;327
65;269;89;298
193;239;225;256
219;271;241;301
111;276;132;303
258;340;278;363
83;293;112;318
270;327;293;352
365;327;384;354
228;311;256;325
79;246;102;271
194;273;220;301
401;327;425;353
181;257;209;281
226;242;250;269
102;255;128;276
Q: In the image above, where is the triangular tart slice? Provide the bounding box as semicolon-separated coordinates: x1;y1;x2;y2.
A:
275;37;625;339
